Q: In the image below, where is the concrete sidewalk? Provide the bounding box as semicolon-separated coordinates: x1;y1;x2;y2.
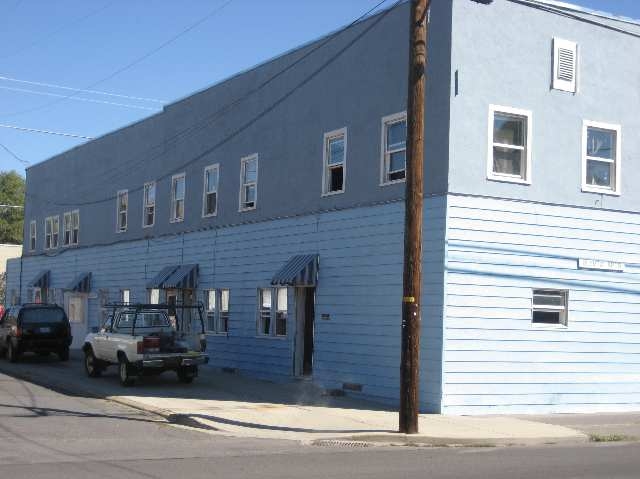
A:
0;352;587;446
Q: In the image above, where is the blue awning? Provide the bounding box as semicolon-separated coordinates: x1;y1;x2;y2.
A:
147;264;199;290
271;254;318;287
163;264;199;289
147;265;180;289
29;270;50;289
66;272;91;293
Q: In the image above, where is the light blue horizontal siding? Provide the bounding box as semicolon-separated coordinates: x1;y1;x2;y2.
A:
6;200;446;411
443;195;640;414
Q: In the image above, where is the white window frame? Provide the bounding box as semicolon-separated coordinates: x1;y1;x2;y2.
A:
29;220;36;252
256;287;287;338
531;289;569;329
322;127;347;196
204;288;230;335
63;212;72;246
121;289;130;305
149;288;160;304
380;112;407;185
71;210;79;245
116;190;128;233
170;173;186;223
487;105;532;185
239;154;258;212
552;37;578;93
45;215;60;250
143;181;156;228
202;164;220;218
581;120;621;196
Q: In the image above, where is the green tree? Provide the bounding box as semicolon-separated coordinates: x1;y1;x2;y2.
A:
0;171;25;244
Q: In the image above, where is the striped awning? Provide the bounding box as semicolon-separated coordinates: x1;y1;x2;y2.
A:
148;264;199;290
66;272;91;293
29;270;50;289
271;254;318;287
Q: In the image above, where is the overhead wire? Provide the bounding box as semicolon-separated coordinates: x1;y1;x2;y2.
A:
59;0;399;203
0;142;29;166
27;0;402;208
0;0;236;119
0;123;93;140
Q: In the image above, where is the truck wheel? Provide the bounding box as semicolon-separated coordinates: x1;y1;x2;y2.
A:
177;366;196;384
7;342;19;363
84;348;102;377
58;347;70;362
118;356;135;387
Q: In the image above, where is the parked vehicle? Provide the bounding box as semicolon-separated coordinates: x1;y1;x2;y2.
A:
82;303;209;386
0;304;72;362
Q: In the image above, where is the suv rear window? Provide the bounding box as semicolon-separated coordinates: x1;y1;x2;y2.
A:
21;308;66;324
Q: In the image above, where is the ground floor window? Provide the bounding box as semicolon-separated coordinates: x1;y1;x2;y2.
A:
121;289;130;305
204;289;230;334
149;288;160;304
532;289;568;326
257;287;287;337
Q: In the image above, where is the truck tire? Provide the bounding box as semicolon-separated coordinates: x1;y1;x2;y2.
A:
7;341;19;363
177;366;196;384
84;348;102;377
118;356;136;387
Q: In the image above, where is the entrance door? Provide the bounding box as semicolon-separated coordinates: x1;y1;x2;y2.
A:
294;287;315;376
65;293;88;349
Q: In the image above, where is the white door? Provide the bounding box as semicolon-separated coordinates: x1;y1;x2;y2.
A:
65;293;88;349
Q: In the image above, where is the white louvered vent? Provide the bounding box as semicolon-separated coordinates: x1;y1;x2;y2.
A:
553;38;577;93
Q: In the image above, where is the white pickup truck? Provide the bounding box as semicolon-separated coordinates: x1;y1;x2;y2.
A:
82;304;209;386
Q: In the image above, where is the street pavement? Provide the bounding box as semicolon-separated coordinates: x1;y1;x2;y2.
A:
0;351;588;445
1;362;640;478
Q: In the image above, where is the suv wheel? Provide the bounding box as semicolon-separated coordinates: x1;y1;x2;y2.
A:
58;347;70;362
7;342;19;363
177;366;196;384
84;348;101;377
118;356;135;387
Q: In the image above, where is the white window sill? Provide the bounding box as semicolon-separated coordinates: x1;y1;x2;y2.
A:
206;331;229;337
380;178;406;187
254;335;287;340
531;322;568;330
116;229;127;234
142;223;154;229
202;212;218;218
581;186;620;196
169;218;184;223
487;174;531;186
238;206;256;213
321;190;344;197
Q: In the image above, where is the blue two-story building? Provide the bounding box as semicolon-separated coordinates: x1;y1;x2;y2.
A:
6;0;640;414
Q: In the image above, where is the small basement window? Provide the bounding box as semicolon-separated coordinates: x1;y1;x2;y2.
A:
532;289;568;326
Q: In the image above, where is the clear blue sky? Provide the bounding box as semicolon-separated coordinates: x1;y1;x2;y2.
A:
0;0;638;174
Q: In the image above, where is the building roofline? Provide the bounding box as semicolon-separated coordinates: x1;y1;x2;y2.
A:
526;0;640;26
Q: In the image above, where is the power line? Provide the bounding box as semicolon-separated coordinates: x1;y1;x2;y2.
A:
0;124;92;140
0;142;29;166
0;75;166;104
64;0;398;201
28;0;401;208
0;85;162;112
0;0;236;119
0;1;115;60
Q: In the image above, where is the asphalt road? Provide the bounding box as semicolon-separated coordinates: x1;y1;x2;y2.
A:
1;368;640;479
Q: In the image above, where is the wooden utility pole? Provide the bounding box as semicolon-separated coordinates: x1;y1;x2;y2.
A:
399;0;428;435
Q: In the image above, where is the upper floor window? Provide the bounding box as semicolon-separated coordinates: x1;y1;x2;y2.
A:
45;216;59;250
203;164;219;217
171;173;185;222
322;128;346;195
381;113;407;184
116;190;128;232
487;105;531;184
582;121;621;195
143;182;156;228
552;38;577;93
29;220;36;251
532;289;568;327
239;155;257;211
63;210;79;246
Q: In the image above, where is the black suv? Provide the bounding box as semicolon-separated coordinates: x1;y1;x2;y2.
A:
0;304;72;362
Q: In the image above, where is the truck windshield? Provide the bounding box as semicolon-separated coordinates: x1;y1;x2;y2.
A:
21;308;66;324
